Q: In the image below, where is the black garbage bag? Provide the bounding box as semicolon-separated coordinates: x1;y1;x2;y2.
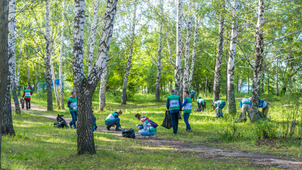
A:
122;128;135;138
161;110;172;129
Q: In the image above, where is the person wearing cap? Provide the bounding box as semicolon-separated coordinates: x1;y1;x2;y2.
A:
190;89;196;101
181;91;192;132
197;97;206;111
236;98;251;122
67;91;77;129
22;86;32;110
105;109;123;131
166;89;181;134
212;100;226;118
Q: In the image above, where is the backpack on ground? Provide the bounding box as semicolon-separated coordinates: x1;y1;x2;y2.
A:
122;128;135;138
147;119;158;128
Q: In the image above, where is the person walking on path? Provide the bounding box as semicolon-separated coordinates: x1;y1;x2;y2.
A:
212;100;226;118
105;109;123;131
22;87;32;110
166;89;181;134
197;97;206;111
182;91;192;132
67;91;77;129
236;98;251;122
190;89;196;101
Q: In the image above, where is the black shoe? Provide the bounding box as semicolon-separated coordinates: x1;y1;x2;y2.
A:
106;126;110;130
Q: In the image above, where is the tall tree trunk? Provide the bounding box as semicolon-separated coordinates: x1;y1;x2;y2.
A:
26;56;32;91
225;63;228;100
155;0;163;102
188;17;198;90
248;68;250;94
45;0;53;111
2;82;14;135
88;0;100;75
261;69;264;94
50;56;60;108
227;0;239;116
175;0;183;96
267;70;269;95
121;0;137;105
33;65;38;92
251;0;264;122
276;59;279;96
205;75;207;96
16;56;20;96
59;0;65;109
213;3;224;102
8;0;20;114
183;16;192;94
99;64;108;111
73;0;118;154
0;0;10;167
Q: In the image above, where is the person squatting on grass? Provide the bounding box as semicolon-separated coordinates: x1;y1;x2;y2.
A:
137;117;157;138
22;86;32;110
105;109;123;131
67;91;77;129
212;100;226;118
236;98;251;122
197;97;206;111
182;91;192;132
166;89;181;134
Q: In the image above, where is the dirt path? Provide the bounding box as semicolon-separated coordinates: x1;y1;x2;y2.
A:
20;104;302;169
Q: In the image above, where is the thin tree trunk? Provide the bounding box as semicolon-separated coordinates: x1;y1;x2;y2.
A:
121;0;137;105
213;3;224;102
175;0;183;96
16;56;20;96
59;0;65;109
26;56;32;91
33;65;38;92
261;69;264;94
205;75;207;96
99;64;108;111
73;0;118;155
88;0;100;75
225;63;228;100
155;0;163;102
267;70;269;94
45;0;53;111
50;56;60;108
276;59;279;96
183;16;192;94
227;0;238;115
251;0;264;122
248;67;250;94
8;0;20;114
188;17;198;90
0;0;10;167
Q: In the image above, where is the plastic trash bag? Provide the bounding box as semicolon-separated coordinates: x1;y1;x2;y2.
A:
122;128;136;138
161;110;172;129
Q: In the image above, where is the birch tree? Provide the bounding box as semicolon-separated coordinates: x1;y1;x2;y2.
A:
183;16;192;93
99;64;108;110
175;0;183;95
0;0;9;166
188;17;198;90
59;0;65;109
8;0;20;114
155;0;163;102
45;0;53;111
227;0;239;115
88;0;100;75
73;0;118;154
276;58;279;96
213;1;225;102
251;0;264;122
121;0;137;105
50;55;60;108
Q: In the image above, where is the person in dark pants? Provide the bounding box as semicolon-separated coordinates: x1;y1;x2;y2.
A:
182;91;192;132
67;91;77;129
105;109;123;131
166;89;181;134
190;89;196;101
22;87;32;110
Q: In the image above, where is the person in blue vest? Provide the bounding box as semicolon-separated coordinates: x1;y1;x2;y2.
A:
236;98;251;122
182;91;192;132
252;98;269;116
212;100;226;118
105;109;123;131
67;91;77;129
166;89;181;134
190;89;196;101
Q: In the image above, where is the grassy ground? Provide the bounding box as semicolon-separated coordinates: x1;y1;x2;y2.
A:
5;92;301;169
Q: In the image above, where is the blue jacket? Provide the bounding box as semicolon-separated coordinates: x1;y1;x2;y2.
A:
166;96;182;113
181;97;188;107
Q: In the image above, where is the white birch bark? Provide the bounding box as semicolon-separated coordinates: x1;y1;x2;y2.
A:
227;0;239;115
155;0;163;102
50;56;60;108
34;65;38;92
16;56;20;96
8;0;20;114
183;16;192;93
88;0;100;75
276;59;279;96
99;64;108;111
188;17;198;90
121;0;137;105
213;5;224;102
205;75;207;96
251;0;265;122
59;0;65;109
45;0;53;111
175;0;183;95
73;0;119;154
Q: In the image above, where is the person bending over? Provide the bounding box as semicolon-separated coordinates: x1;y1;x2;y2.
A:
105;109;123;131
